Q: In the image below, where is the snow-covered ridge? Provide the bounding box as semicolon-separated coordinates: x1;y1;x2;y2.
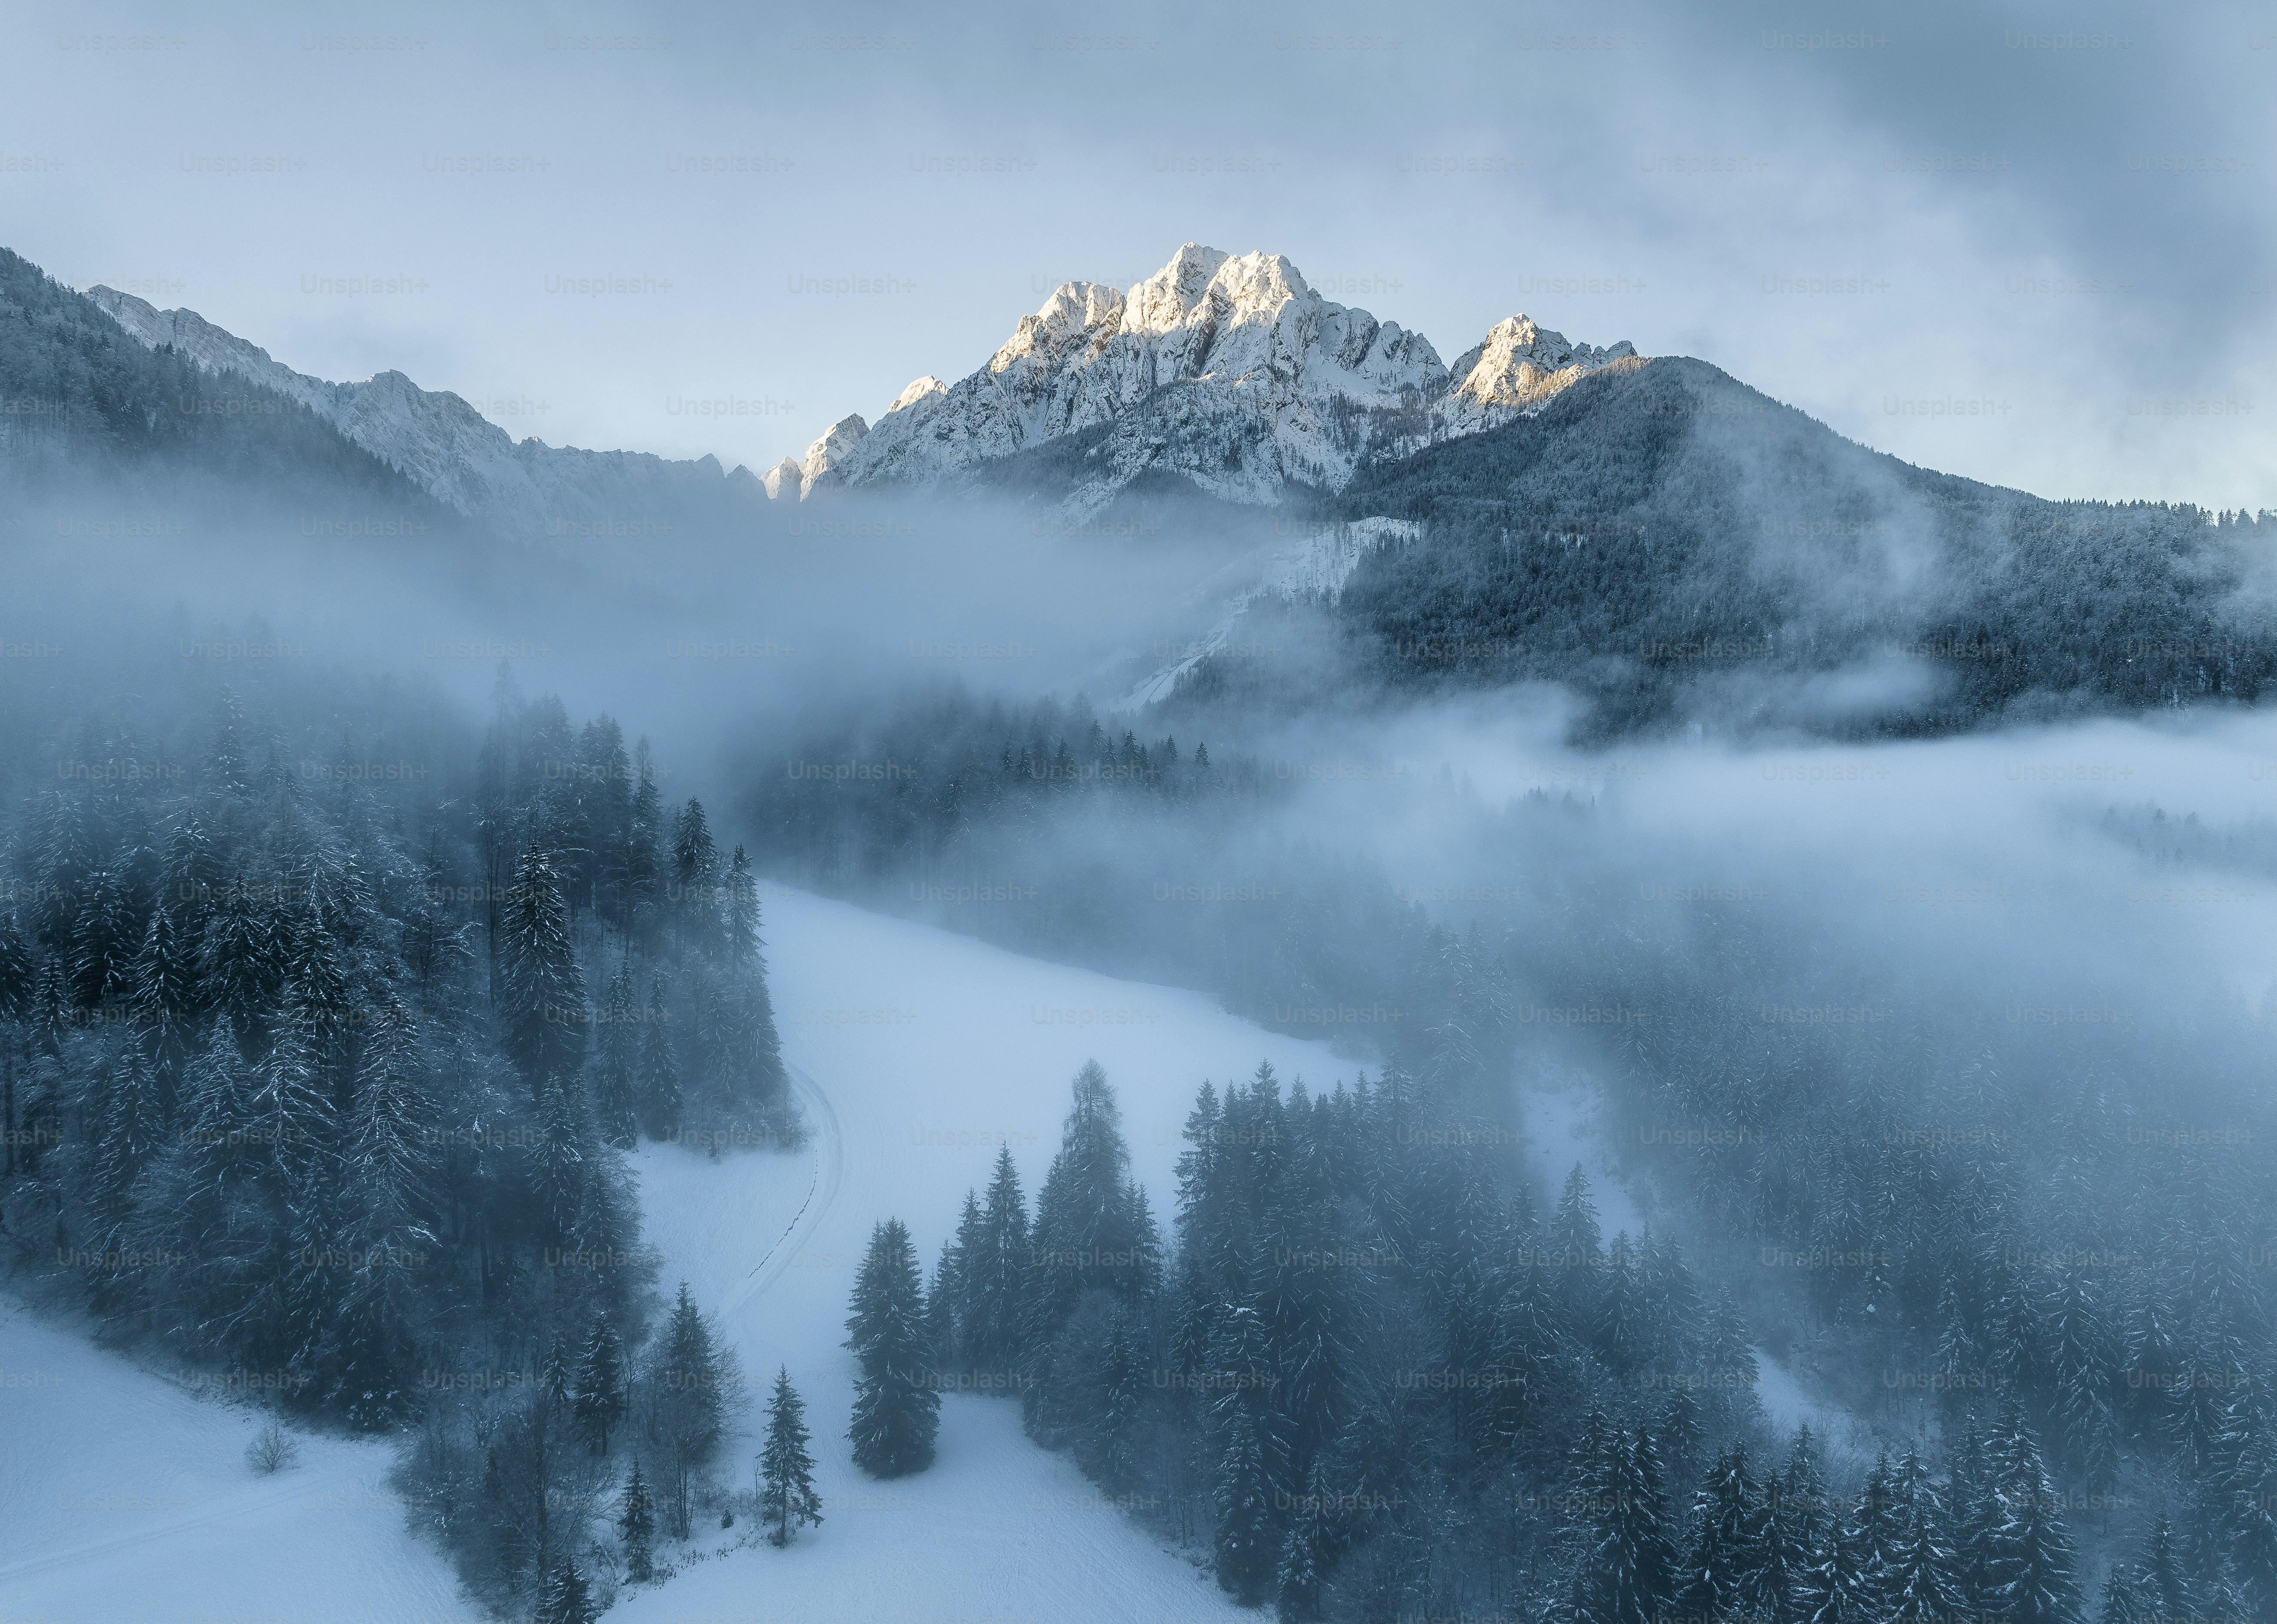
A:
88;285;765;539
812;243;1640;510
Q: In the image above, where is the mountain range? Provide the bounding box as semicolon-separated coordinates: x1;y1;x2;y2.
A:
66;242;1636;529
7;238;2272;739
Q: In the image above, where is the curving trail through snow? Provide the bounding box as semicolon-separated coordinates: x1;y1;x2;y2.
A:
717;1061;844;1322
616;885;1354;1624
0;888;1353;1624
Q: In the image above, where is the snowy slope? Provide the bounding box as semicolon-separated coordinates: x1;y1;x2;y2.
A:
614;884;1352;1624
0;1298;471;1624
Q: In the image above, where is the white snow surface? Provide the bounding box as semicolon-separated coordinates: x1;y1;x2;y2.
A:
0;1298;472;1624
614;884;1352;1623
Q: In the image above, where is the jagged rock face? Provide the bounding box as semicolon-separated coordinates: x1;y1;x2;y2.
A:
796;413;869;497
88;285;756;538
820;243;1639;510
1449;316;1637;408
828;245;1460;507
760;457;805;500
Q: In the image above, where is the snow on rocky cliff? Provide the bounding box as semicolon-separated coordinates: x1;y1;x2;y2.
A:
817;243;1640;510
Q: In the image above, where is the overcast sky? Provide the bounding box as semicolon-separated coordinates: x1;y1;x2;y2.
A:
8;0;2272;507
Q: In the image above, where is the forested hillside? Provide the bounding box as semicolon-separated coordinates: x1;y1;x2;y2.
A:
1330;358;2277;738
0;248;453;522
0;665;794;1614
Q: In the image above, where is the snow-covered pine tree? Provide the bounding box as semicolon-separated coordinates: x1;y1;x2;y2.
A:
1752;1433;1813;1624
933;1190;982;1370
1275;1455;1338;1623
69;859;137;1008
499;843;585;1100
128;901;201;1112
537;1550;595;1624
1551;1163;1603;1320
758;1366;822;1547
1593;1229;1648;1370
618;1454;655;1580
1795;1501;1873;1624
1988;1400;2084;1624
667;798;719;957
86;1044;163;1258
626;739;664;948
2221;1397;2277;1610
2136;1512;2190;1623
1570;1426;1679;1624
973;1147;1030;1375
846;1219;939;1478
1883;1479;1958;1624
572;1314;627;1455
647;1281;731;1533
1673;1442;1768;1624
2093;1563;2142;1624
1215;1406;1277;1605
1024;1061;1142;1352
1852;1450;1901;1610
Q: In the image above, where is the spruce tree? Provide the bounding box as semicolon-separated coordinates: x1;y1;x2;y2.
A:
758;1366;823;1547
537;1551;595;1624
846;1218;939;1477
668;798;719;955
1215;1406;1276;1605
618;1456;655;1581
1796;1507;1873;1624
1989;1404;2084;1624
973;1147;1030;1374
648;1280;730;1533
499;842;585;1098
1884;1489;1957;1624
1275;1456;1337;1623
2094;1564;2141;1624
1572;1427;1679;1624
1674;1443;1768;1623
573;1314;628;1454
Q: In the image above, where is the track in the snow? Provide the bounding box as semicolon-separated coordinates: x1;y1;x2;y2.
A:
716;1060;842;1321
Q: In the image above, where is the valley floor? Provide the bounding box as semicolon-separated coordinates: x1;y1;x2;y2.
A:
1;884;1852;1621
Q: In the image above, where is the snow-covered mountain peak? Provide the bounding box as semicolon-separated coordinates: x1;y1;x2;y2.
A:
1450;315;1639;409
889;376;950;413
818;241;1638;509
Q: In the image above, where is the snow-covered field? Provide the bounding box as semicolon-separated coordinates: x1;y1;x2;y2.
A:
616;884;1346;1624
0;886;1348;1624
0;1299;472;1624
